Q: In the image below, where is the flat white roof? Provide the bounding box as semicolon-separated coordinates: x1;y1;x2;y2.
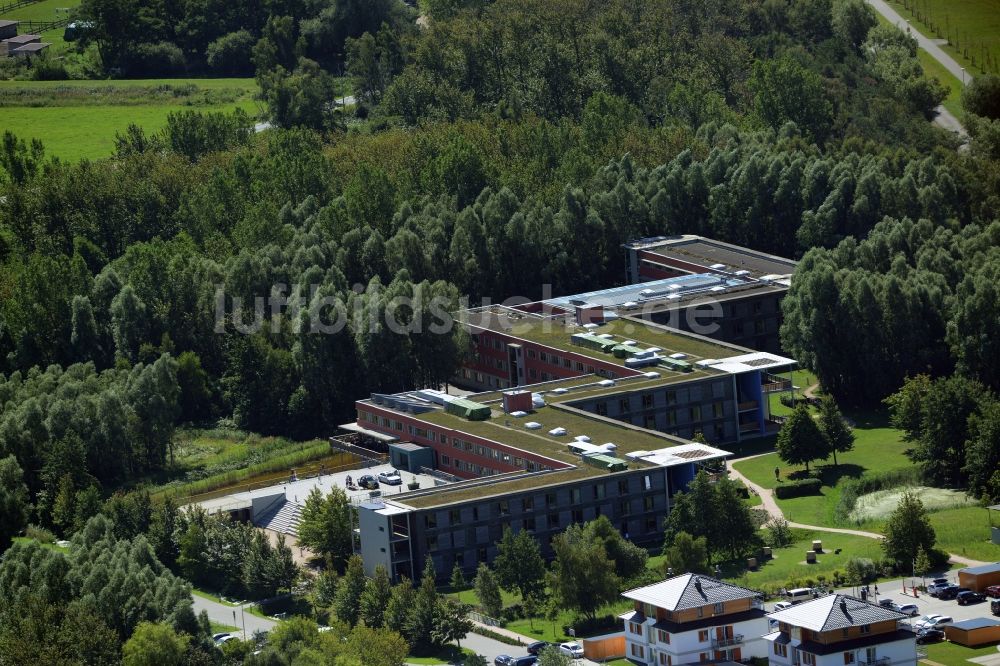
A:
625;443;731;468
699;352;796;374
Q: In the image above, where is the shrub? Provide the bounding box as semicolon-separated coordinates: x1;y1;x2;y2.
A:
32;57;69;81
567;614;619;637
206;30;255;76
129;41;186;76
774;478;822;499
470;626;521;646
25;524;56;543
845;557;878;584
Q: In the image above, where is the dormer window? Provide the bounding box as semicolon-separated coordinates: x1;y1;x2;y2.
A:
713;602;724;614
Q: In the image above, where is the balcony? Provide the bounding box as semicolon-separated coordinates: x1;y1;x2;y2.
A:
739;422;761;433
737;400;759;412
858;658;890;666
711;635;743;648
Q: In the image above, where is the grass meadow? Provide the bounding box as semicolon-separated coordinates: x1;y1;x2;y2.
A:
0;78;260;161
886;0;1000;78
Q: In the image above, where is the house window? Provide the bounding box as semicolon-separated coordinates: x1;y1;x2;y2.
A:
774;643;787;657
571;488;581;503
645;516;657;532
698;629;708;641
629;622;642;635
596;403;608;416
594;485;605;500
658;654;672;666
843;653;855;665
691;405;702;421
450;509;461;525
442;455;450;466
546;492;556;506
713;602;724;614
548;513;559;529
619;398;630;413
645;415;657;429
618;480;629;495
523;497;534;511
713;402;724;418
426;535;437;549
498;500;509;516
699;654;708;663
630;644;645;659
571;509;583;524
802;652;816;666
425;514;437;529
657;629;670;644
524;517;535;531
666;410;677;426
642;394;654;409
860;625;871;635
644;496;655;511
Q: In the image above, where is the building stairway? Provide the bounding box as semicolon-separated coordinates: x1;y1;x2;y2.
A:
254;499;302;537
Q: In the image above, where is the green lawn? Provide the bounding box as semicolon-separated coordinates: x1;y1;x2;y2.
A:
209;621;241;635
886;0;1000;78
12;536;68;552
930;505;1000;563
192;587;241;607
921;639;1000;665
0;77;259;90
917;49;965;117
0;0;81;22
724;529;887;596
2;100;258;161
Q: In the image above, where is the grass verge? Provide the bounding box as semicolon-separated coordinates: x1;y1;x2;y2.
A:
407;646;476;664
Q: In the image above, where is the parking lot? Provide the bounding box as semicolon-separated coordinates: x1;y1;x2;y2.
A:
197;463;444;515
764;573;1000;628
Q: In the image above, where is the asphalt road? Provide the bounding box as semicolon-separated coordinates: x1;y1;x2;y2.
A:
191;593;276;640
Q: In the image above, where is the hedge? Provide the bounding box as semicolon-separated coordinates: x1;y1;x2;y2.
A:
774;478;823;499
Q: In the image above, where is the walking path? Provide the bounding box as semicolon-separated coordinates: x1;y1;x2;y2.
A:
864;0;971;137
727;457;989;567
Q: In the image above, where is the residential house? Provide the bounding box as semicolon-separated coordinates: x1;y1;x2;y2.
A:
620;573;770;665
766;594;916;666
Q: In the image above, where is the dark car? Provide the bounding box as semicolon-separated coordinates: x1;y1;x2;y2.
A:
957;590;985;605
937;585;960;600
916;628;945;644
512;658;537;666
527;642;553;656
878;598;895;608
495;657;514;666
358;474;380;490
984;585;1000;599
991;599;1000;616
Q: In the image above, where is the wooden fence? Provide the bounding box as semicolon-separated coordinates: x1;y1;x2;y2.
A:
0;0;39;15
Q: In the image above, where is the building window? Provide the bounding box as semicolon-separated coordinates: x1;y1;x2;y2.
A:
843;653;855;665
642;393;654;409
657;629;670;644
860;625;871;635
645;516;657;532
713;402;724;418
629;622;642;635
498;500;509;516
442;455;450;466
644;415;656;429
424;514;437;529
596;403;608;416
539;352;547;362
594;485;605;500
478;546;487;561
548;513;559;529
571;509;583;524
666;390;677;405
524;517;535;531
802;652;816;666
426;535;437;550
546;492;556;506
713;602;724;614
774;644;787;658
571;488;581;503
659;654;672;666
644;475;651;490
630;644;645;659
691;405;702;421
523;497;534;511
618;479;629;495
644;496;655;511
619;398;630;413
666;410;677;426
618;500;630;515
450;509;461;525
698;629;708;642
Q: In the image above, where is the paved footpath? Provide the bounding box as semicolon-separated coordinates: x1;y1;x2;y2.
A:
864;0;971;137
190;593;276;640
727;457;989;568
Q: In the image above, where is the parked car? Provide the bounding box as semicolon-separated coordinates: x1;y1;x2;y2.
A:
924;616;953;630
927;579;952;597
494;657;514;666
937;585;960;600
512;658;537;666
527;642;553;656
914;614;944;630
558;642;584;658
991;599;1000;616
773;601;794;611
212;633;232;643
957;590;985;605
358;474;379;489
377;470;402;485
878;598;895;608
985;585;1000;599
893;603;919;617
915;628;945;644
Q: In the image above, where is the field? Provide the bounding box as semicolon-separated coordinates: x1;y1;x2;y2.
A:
733;409;909;527
0;78;260;161
930;505;1000;562
850;486;975;522
887;0;1000;78
0;0;81;22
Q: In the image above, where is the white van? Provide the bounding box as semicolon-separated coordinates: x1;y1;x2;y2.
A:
785;587;814;604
